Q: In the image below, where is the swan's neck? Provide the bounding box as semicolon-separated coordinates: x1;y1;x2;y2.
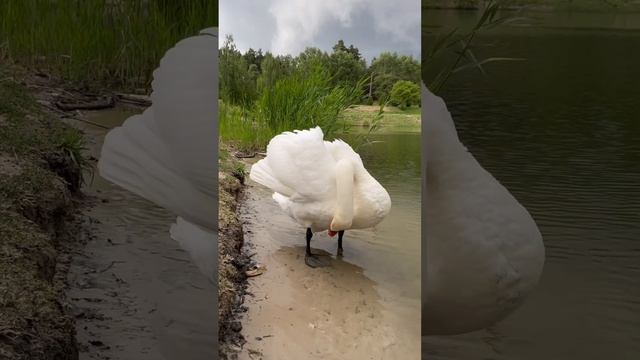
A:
331;159;355;231
423;84;468;172
335;159;354;219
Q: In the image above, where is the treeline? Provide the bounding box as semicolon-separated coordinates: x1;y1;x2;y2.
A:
219;35;421;108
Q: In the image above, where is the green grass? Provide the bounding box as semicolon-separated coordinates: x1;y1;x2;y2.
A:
0;64;89;191
342;105;421;133
219;101;272;151
0;0;217;90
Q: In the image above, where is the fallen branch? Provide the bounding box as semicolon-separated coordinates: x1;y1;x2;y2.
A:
55;96;115;111
234;151;256;159
115;92;151;107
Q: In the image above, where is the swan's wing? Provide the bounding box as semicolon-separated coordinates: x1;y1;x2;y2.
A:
323;138;362;165
98;28;217;232
251;127;336;199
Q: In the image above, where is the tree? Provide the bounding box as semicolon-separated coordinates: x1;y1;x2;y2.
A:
244;48;265;72
389;80;420;109
219;35;257;105
328;40;366;89
257;52;295;93
297;47;330;74
370;52;420;100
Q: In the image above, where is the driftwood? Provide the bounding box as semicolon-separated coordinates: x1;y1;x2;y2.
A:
233;151;256;159
115;93;152;107
55;96;115;111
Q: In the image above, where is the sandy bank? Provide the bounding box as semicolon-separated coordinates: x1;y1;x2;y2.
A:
234;177;420;360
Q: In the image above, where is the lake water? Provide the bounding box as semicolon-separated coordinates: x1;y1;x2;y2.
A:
423;9;640;360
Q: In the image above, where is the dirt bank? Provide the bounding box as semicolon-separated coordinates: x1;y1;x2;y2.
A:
0;64;84;359
218;147;253;359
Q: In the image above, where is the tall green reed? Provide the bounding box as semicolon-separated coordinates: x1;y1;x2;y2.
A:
255;67;366;140
220;67;367;151
0;0;217;90
423;0;526;93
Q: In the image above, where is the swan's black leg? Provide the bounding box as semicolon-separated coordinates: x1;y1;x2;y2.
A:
304;228;329;268
337;230;345;257
306;228;313;256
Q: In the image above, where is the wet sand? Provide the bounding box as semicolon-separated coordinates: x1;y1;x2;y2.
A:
65;109;217;359
237;180;420;360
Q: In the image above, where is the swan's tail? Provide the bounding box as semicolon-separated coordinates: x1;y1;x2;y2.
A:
170;217;216;282
249;159;295;197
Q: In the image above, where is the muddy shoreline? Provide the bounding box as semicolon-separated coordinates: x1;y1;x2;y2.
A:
2;63;224;359
1;64;86;360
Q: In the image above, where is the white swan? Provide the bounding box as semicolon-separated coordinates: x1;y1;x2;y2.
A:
423;83;545;335
249;127;392;267
98;28;218;281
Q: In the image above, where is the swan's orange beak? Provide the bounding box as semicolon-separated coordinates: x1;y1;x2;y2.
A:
328;230;337;237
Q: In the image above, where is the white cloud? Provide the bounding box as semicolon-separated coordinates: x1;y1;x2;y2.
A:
221;0;420;60
268;0;367;55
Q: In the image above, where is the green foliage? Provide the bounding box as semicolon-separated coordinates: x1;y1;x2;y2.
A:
369;52;421;101
219;101;272;151
389;80;420;109
257;52;295;94
327;41;367;88
0;0;217;90
55;127;93;185
243;48;265;72
219;36;419;150
297;47;330;74
364;95;374;106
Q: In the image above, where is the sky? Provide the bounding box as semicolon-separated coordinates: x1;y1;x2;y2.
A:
220;0;420;64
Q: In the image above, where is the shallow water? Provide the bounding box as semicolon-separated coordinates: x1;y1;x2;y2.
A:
67;108;218;360
238;132;421;359
423;9;640;360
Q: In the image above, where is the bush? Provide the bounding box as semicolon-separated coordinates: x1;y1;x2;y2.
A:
389;80;420;109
